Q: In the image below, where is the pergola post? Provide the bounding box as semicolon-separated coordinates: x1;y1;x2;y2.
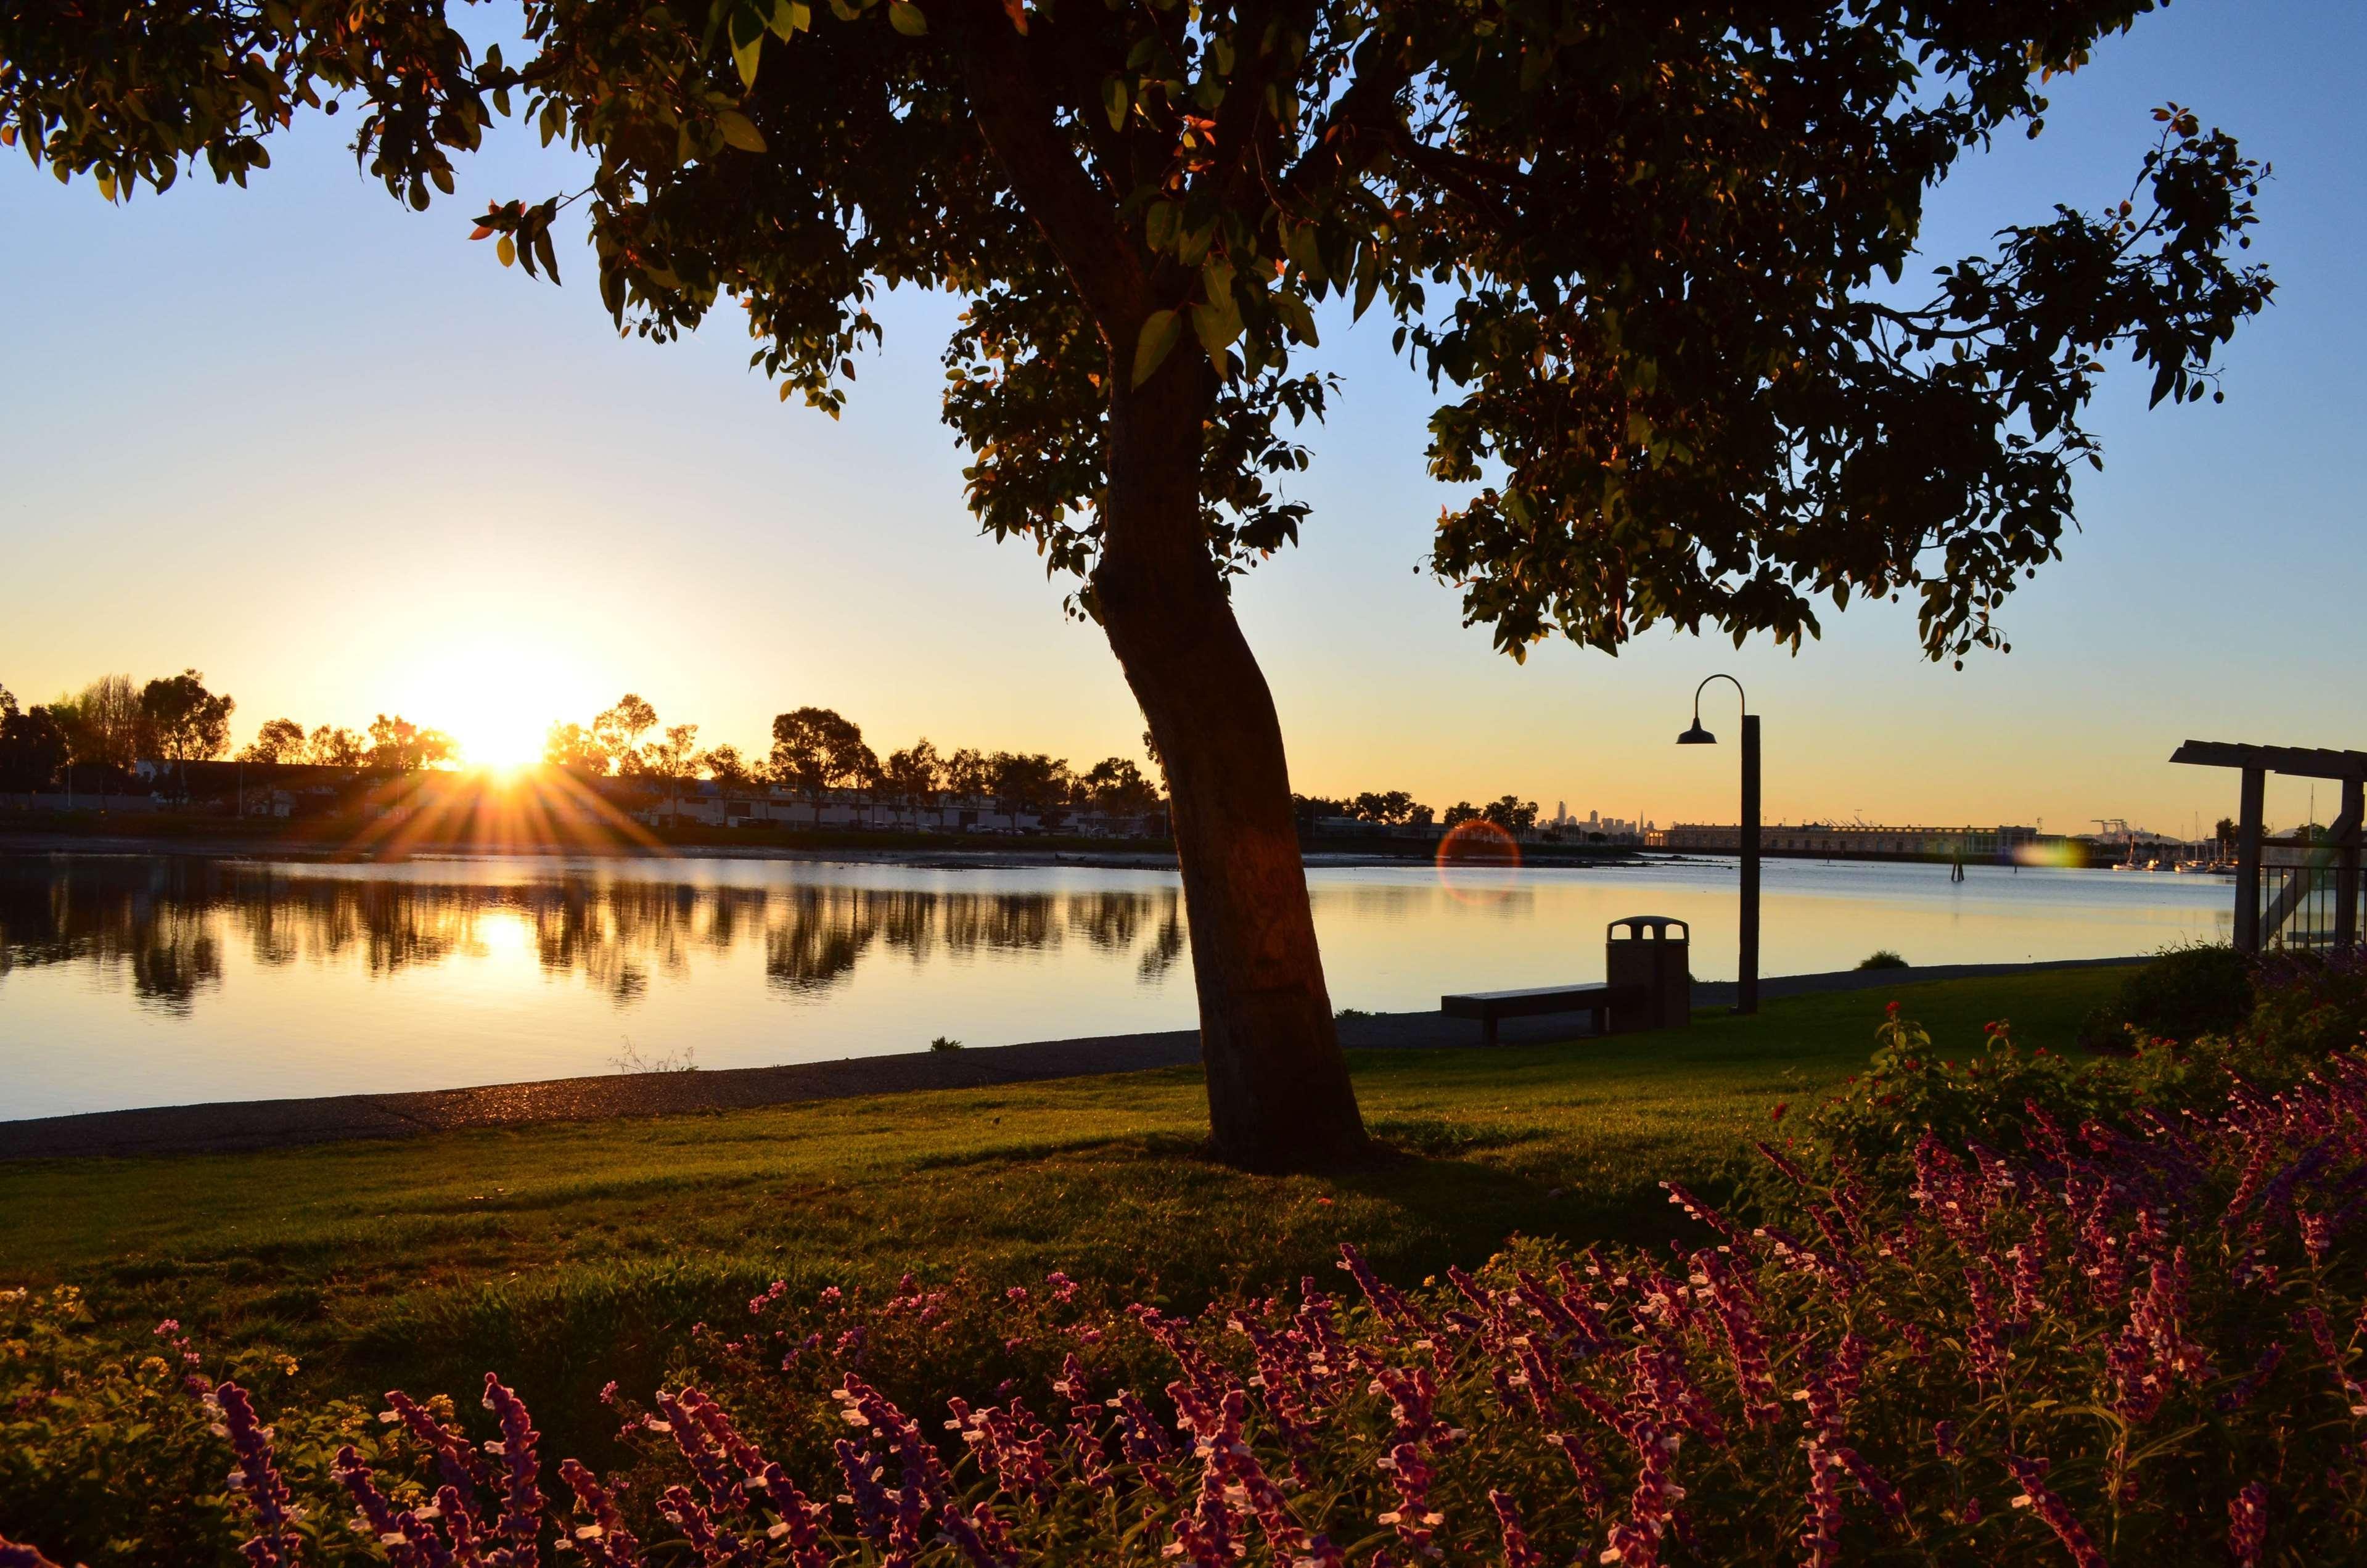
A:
2235;765;2265;953
2340;779;2363;950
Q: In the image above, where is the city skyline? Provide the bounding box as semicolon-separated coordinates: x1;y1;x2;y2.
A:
2;1;2359;837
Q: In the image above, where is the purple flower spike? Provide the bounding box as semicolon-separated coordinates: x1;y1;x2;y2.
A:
2004;1455;2106;1568
1489;1488;1544;1568
213;1381;298;1568
2228;1482;2268;1568
482;1374;544;1565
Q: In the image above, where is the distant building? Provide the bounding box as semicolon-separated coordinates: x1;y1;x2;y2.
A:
1647;822;2045;858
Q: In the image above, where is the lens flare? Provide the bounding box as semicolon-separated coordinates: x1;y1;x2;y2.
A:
1435;818;1522;904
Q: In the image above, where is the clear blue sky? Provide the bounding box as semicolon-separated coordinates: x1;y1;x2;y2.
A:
1;0;2358;834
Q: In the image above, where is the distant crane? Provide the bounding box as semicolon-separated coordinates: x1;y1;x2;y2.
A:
2094;818;2133;866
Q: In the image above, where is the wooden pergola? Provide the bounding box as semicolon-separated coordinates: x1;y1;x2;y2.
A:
2170;740;2367;952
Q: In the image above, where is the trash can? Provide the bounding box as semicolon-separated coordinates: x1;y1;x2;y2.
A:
1606;916;1691;1032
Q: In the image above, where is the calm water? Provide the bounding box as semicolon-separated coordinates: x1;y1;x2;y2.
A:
0;851;2233;1119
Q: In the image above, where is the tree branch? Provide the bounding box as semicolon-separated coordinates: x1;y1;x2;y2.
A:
958;4;1149;335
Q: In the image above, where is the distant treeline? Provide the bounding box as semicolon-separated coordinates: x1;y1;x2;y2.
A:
539;695;1164;816
0;670;449;792
1;675;1551;831
0;675;1165;818
1292;789;1548;835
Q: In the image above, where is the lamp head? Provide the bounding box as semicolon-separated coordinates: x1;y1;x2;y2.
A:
1676;720;1717;745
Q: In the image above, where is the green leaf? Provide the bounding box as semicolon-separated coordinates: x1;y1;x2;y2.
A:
717;110;767;153
1273;288;1318;346
1189;298;1242;363
1144;200;1178;254
1352;250;1380;320
1284;223;1325;284
1200;255;1236;311
1132;309;1183;388
1102;76;1129;133
768;0;811;38
887;1;927;36
730;2;766;87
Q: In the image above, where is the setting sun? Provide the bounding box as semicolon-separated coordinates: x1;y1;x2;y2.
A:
410;647;562;773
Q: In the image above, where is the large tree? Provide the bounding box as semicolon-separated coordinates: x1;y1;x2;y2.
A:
0;702;69;796
4;0;2271;1168
138;668;236;765
768;706;879;801
240;716;310;765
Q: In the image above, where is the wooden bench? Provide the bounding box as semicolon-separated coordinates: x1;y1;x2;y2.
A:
1441;983;1643;1047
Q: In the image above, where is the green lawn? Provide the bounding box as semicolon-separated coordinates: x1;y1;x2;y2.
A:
0;966;2124;1458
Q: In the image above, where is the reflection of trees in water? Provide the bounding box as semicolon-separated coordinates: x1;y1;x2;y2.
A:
0;861;1192;1013
1138;903;1187;981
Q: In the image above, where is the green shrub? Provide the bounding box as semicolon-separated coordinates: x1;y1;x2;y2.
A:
2075;942;2253;1053
0;1287;388;1567
1774;1001;2285;1198
2248;943;2367;1056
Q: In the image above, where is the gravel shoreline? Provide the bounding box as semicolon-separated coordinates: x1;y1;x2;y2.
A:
0;956;2139;1160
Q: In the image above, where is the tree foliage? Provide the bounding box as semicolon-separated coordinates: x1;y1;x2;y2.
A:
1078;754;1160;813
0;0;2272;663
50;675;143;774
137;669;235;765
239;716;309;765
304;724;367;768
769;706;879;797
0;703;68;793
364;713;456;772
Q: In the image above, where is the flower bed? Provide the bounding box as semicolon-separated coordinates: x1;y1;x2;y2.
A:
7;993;2367;1566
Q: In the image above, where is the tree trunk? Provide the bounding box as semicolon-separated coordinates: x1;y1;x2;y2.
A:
1091;363;1369;1173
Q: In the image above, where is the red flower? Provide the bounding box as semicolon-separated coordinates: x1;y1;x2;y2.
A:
1770;1102;1789;1122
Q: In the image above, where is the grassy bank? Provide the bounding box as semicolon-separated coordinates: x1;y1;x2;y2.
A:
0;966;2127;1461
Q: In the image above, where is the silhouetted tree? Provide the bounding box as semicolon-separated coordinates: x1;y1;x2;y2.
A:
596;694;660;777
543;721;608;776
1482;795;1540;833
769;708;879;805
1442;802;1481;830
0;703;68;795
365;714;455;773
139;668;234;772
1078;756;1160;816
881;740;945;824
10;1;2273;1168
699;742;756;789
305;724;366;768
941;747;993;802
989;752;1073;824
52;674;142;777
240;717;307;765
642;722;701;814
1350;790;1422;826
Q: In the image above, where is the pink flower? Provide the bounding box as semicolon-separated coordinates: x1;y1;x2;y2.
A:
2228;1481;2268;1568
1490;1488;1544;1568
2005;1455;2106;1568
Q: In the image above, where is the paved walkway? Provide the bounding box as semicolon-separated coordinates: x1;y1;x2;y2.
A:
0;956;2138;1160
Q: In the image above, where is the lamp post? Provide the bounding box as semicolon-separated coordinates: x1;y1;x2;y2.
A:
1678;675;1760;1014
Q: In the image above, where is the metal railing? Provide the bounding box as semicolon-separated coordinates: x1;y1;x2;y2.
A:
2259;847;2365;950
